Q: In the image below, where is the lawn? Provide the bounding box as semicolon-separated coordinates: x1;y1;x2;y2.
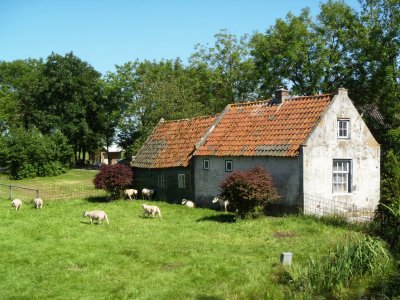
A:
0;170;385;299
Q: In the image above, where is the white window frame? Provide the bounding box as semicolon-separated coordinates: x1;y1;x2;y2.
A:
225;160;233;172
337;119;350;139
203;159;210;170
333;159;352;193
178;174;186;189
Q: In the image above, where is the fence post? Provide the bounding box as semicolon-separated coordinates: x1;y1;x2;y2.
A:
9;185;12;200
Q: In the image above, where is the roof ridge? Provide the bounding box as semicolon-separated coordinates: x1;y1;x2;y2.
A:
161;114;218;123
290;93;332;100
230;93;332;108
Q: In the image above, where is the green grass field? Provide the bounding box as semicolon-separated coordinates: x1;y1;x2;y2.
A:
0;170;387;299
0;169;106;201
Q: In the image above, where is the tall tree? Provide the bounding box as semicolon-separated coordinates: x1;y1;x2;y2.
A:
0;59;43;130
190;30;258;112
109;59;208;154
357;0;400;143
251;8;327;97
37;52;102;165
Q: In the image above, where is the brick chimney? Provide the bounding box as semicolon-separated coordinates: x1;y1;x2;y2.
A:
274;87;289;104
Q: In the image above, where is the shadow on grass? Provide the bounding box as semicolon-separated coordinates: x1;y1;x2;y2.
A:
196;214;236;223
85;196;111;203
195;295;224;300
80;221;105;225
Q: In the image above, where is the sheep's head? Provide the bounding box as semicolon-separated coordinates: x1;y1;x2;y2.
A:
181;199;187;205
212;197;219;203
83;211;87;217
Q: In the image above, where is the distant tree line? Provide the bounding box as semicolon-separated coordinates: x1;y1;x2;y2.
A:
0;0;398;181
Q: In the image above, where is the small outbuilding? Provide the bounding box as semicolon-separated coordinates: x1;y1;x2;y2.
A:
92;144;123;165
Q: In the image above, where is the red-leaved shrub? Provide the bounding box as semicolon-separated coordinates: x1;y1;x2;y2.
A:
219;166;279;218
93;164;133;199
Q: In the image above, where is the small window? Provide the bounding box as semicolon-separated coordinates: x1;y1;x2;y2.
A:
203;159;210;170
333;160;352;193
338;119;350;139
178;174;186;189
158;174;166;189
225;160;233;172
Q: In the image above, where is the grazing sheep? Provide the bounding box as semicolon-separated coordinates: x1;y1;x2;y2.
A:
83;210;109;225
141;204;162;219
142;188;155;200
33;197;43;209
212;196;229;212
11;199;22;211
124;189;138;200
181;199;195;208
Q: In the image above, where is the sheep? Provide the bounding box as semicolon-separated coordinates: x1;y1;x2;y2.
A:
141;204;162;219
142;188;155;200
181;199;195;208
212;196;229;212
83;210;109;225
124;189;138;200
11;199;22;211
33;197;43;209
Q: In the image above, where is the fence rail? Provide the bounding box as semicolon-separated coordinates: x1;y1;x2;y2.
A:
0;183;40;200
303;193;375;222
0;182;107;201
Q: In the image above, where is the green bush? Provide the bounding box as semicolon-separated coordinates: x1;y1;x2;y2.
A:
0;127;72;179
219;166;280;219
377;150;400;247
93;164;133;199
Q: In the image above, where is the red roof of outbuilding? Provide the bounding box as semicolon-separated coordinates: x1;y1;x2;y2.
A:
131;115;218;168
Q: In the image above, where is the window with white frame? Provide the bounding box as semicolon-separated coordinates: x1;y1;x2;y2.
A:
178;174;186;188
203;159;210;170
225;160;233;172
333;160;351;193
337;119;350;139
158;174;166;189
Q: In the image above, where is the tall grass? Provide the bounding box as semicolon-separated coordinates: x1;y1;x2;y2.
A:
288;235;393;298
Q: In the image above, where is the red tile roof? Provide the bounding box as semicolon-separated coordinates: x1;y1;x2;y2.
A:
132;93;333;168
195;94;332;157
131;115;218;168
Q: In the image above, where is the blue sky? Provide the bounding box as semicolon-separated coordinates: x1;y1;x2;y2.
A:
0;0;361;75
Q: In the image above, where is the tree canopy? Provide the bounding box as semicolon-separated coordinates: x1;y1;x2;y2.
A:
0;0;398;179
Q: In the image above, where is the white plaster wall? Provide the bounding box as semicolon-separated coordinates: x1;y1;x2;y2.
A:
302;90;380;213
193;156;301;208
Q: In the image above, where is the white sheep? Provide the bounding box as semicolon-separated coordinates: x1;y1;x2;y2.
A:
11;199;22;211
181;199;195;208
33;197;43;209
142;188;155;200
83;210;109;225
124;189;138;200
212;196;229;212
141;204;162;219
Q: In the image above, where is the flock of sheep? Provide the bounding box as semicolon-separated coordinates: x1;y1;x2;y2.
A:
10;187;229;225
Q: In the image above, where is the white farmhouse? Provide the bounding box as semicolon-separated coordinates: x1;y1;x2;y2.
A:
132;88;380;219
